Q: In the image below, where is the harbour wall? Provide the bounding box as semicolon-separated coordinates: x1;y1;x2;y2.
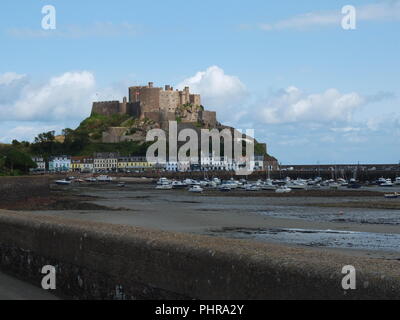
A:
0;210;399;300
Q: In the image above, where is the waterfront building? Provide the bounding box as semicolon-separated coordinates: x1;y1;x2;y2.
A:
117;156;153;171
49;156;71;172
31;157;46;171
93;153;119;172
71;156;94;172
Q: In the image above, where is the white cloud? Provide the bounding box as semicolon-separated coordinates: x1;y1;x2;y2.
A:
177;66;247;114
331;127;361;133
0;72;29;105
259;1;400;31
0;72;27;86
7;22;140;39
0;71;96;122
258;87;364;124
0;123;63;143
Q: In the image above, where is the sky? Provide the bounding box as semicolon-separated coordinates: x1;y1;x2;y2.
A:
0;0;399;164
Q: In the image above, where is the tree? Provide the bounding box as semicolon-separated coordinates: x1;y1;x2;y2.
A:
0;147;36;173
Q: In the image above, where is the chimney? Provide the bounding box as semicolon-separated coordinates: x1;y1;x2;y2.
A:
148;82;154;88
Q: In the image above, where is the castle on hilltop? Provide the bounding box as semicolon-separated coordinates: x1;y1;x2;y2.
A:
91;82;217;129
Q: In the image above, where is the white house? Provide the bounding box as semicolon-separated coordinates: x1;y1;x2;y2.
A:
49;156;71;172
32;157;46;171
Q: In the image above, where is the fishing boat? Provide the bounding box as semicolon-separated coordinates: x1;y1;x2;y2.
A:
188;185;203;193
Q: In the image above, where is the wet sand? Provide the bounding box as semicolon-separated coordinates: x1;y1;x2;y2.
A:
12;182;400;261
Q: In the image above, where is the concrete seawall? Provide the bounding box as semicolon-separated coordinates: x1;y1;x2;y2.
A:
0;210;399;300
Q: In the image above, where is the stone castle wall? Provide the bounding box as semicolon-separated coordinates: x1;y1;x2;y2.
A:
92;101;121;116
91;83;216;139
199;111;217;128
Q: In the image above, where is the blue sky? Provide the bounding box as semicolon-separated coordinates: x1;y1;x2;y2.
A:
0;0;399;164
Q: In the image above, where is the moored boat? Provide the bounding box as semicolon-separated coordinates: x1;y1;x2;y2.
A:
188;185;203;193
55;179;71;186
156;184;173;190
219;186;231;192
380;179;393;187
384;193;399;199
275;186;292;194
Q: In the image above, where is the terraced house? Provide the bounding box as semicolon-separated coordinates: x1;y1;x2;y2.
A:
71;156;94;172
117;156;153;171
93;153;118;172
49;156;71;172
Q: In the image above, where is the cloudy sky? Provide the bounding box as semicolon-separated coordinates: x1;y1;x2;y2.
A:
1;0;399;164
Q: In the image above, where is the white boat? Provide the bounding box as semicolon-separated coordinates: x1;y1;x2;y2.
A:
212;178;221;185
157;177;171;185
55;180;71;186
207;181;218;188
97;175;113;182
245;185;261;191
199;180;208;187
384;193;398;199
221;181;238;189
275;186;292;193
329;183;340;189
241;183;251;190
337;178;348;187
156;184;173;190
183;179;198;186
380;179;393;187
188;185;203;193
171;181;188;189
219;185;231;192
262;184;276;191
288;181;307;190
85;177;97;182
395;177;400;185
378;177;387;184
117;182;126;187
